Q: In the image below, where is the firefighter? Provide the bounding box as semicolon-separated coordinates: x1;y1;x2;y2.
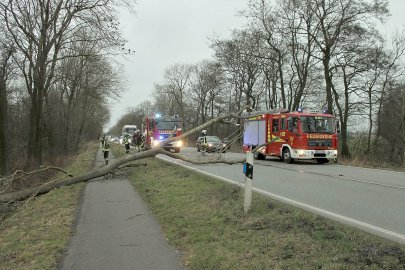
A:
201;129;208;156
102;139;110;165
101;134;107;147
123;134;131;153
132;130;142;152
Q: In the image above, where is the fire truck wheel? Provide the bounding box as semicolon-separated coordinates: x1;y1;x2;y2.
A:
174;148;180;153
282;148;294;164
254;151;265;160
316;158;329;164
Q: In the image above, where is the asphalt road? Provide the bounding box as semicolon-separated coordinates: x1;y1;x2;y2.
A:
159;147;405;245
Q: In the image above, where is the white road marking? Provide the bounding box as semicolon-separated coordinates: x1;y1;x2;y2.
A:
157;155;405;245
337;175;405;190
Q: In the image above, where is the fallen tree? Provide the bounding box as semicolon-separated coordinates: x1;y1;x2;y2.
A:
0;108;249;203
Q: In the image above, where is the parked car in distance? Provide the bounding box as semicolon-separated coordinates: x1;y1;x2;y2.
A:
196;136;228;153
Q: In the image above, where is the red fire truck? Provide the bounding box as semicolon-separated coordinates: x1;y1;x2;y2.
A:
243;109;338;163
142;114;183;153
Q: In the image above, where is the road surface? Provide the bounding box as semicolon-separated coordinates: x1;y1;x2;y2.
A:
159;147;405;245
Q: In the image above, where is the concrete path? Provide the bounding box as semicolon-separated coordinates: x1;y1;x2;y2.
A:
59;148;186;270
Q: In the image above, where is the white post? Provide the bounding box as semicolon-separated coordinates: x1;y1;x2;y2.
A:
244;152;254;214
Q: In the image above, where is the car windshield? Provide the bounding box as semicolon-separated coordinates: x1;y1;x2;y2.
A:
300;116;335;133
205;136;221;142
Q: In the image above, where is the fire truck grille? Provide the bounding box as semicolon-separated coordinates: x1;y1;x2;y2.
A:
308;139;332;147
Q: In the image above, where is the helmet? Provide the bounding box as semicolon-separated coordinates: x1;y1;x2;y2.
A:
201;129;207;136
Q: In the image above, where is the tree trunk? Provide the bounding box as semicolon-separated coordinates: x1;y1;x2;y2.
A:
322;49;334;114
26;94;44;168
340;122;351;158
0;71;9;176
367;88;373;153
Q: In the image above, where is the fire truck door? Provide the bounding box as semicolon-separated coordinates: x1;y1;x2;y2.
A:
269;117;281;154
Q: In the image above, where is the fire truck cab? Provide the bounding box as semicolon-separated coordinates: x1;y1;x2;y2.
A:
243;109;338;164
142;114;183;153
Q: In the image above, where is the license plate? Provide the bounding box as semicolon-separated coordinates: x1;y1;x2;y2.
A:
315;150;325;154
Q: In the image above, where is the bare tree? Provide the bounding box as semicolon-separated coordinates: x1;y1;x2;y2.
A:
242;0;289;109
212;29;263;111
190;60;224;127
281;0;319;110
0;28;15;176
373;31;405;146
379;83;405;164
163;63;193;126
152;82;182;122
307;0;389;114
0;0;132;167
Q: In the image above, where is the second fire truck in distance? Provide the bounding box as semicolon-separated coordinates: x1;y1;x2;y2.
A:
142;114;183;153
243;109;338;164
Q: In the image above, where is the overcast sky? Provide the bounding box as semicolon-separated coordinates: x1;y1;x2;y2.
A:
109;0;405;128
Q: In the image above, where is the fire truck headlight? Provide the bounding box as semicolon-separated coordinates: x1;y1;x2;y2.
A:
153;140;160;147
175;141;183;147
297;150;305;155
329;150;337;156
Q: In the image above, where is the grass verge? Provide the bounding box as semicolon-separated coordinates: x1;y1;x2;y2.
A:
127;157;405;269
0;142;98;270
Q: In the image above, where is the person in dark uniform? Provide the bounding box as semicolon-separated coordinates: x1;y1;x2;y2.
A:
101;134;107;147
123;134;130;154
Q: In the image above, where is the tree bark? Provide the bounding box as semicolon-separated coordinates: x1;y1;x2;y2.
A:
0;71;8;176
322;49;334;114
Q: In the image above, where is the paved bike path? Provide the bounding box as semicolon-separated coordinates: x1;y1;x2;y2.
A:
59;148;186;270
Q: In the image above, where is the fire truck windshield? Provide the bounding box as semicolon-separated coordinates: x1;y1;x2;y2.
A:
156;121;181;130
124;128;136;134
300;116;335;133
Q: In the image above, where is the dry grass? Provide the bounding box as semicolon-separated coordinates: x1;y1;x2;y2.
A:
0;142;98;270
338;156;405;172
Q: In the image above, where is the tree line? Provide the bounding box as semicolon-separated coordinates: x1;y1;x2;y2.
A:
2;0;405;178
0;0;135;176
116;0;404;165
